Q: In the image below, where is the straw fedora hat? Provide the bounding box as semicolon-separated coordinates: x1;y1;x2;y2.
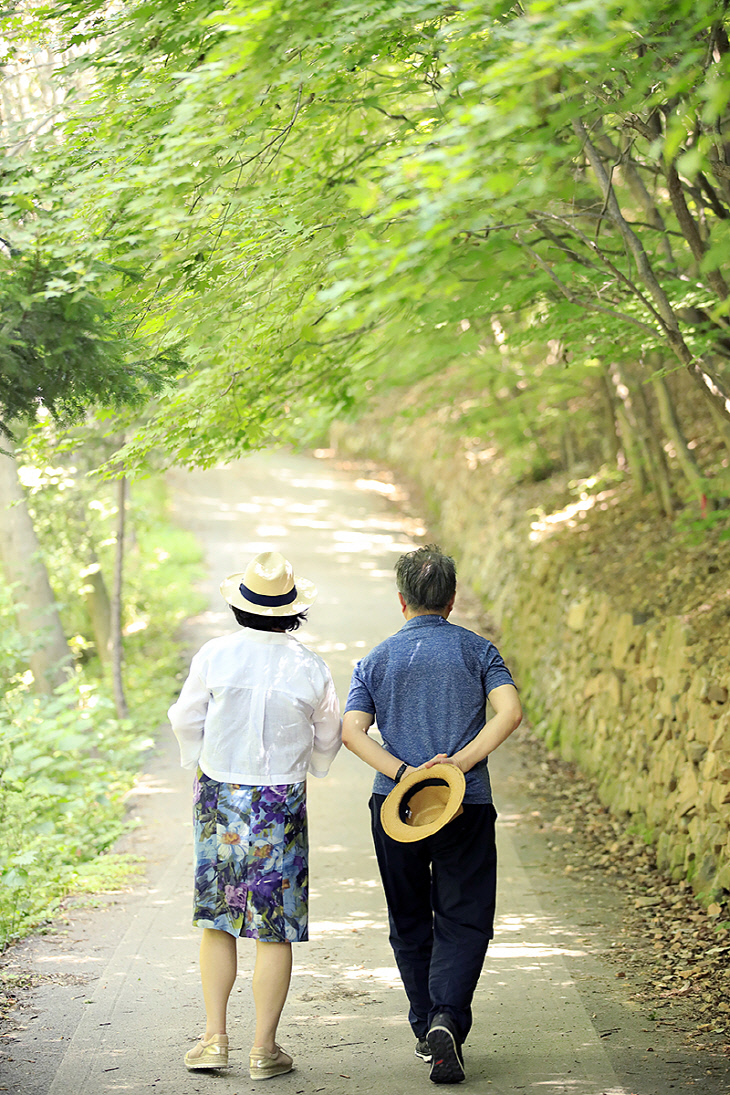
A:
220;551;317;616
381;763;466;842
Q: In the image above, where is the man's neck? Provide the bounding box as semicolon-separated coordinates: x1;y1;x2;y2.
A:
399;592;455;622
403;608;448;621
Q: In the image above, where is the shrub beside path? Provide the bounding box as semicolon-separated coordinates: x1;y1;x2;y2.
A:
1;450;728;1095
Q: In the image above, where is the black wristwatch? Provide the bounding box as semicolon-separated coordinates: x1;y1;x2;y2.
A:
394;762;408;783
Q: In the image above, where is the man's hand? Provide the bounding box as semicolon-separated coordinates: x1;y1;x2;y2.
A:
421;753;463;771
421;686;522;774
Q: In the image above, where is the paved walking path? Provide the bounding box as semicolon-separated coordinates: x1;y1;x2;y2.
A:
2;450;728;1095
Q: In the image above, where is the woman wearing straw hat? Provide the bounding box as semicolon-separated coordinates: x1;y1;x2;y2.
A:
169;551;341;1079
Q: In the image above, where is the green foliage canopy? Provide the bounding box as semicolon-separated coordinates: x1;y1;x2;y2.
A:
0;250;185;438
4;0;730;463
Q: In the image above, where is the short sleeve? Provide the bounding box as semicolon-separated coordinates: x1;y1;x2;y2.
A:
482;643;516;696
344;660;376;715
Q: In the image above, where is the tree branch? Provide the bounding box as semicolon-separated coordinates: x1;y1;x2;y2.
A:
574;116;730;423
572;117;687;338
515;234;659;335
533;222;599;269
666;160;729;299
532;210;668;330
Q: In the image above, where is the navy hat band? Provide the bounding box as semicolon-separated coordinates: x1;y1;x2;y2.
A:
239;581;298;608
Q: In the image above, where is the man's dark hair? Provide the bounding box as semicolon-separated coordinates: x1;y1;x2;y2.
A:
230;606;307;632
395;545;456;611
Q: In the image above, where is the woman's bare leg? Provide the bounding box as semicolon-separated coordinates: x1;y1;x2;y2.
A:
199;927;237;1038
251;940;293;1051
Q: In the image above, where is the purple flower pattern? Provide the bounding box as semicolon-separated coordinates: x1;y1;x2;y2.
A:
192;770;308;941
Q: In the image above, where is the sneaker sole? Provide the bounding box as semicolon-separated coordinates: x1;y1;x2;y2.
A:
250;1064;294;1080
427;1026;465;1084
185;1059;230;1070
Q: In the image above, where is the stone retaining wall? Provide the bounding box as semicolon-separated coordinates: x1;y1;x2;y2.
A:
332;412;730;903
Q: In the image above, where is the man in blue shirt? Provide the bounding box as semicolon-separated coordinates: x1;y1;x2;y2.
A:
342;545;522;1085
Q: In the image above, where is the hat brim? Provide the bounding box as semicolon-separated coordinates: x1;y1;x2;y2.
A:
220;574;317;616
380;763;466;843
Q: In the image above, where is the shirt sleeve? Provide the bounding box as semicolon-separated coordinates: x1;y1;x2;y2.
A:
307;667;343;778
168;652;209;770
343;660;376;715
482;643;516;695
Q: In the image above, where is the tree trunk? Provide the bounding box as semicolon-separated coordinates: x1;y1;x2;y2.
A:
0;444;73;692
598;371;622;466
595;133;675;265
650;371;709;501
81;553;112;663
633;379;675;516
111;474;128;719
609;362;674;515
609;366;649;495
561;423;576;472
707;394;730;457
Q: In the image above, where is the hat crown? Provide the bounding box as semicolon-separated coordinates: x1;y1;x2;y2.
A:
219;552;317;616
243;551;294;597
405;784;452;827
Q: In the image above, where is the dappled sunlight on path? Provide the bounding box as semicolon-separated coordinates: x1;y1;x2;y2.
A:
4;451;726;1095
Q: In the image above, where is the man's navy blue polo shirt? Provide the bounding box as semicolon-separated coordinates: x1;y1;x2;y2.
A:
344;614;516;804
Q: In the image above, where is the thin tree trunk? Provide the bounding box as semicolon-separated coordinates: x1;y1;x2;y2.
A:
651;372;709;500
598;370;622;466
561;424;576;472
111;474;128;719
81;552;112;664
633;379;675;516
705;378;730;456
0;444;73;692
666;161;729;300
595;133;675;265
609;366;649;495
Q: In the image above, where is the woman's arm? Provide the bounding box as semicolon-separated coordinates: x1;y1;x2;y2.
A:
168;658;209;770
309;674;343;777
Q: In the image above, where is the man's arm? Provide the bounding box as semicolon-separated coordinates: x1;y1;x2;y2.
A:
425;684;522;773
342;710;417;781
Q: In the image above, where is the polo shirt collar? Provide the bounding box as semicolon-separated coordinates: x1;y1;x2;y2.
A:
402;614;449;630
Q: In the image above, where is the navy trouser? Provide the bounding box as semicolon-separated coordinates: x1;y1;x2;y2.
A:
370;795;498;1042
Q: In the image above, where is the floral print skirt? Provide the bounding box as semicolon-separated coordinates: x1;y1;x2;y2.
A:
192;769;308;942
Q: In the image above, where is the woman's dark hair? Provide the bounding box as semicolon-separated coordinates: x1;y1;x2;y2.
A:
395;544;456;611
230;606;307;632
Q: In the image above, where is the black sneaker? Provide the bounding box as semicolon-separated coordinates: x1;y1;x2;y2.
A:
415;1038;432;1062
427;1012;465;1084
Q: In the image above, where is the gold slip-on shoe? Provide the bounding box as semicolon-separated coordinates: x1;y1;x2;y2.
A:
249;1043;293;1080
184;1033;229;1070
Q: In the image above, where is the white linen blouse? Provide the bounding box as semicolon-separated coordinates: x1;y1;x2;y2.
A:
168;628;342;785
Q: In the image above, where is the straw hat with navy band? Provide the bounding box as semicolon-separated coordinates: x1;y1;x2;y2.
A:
220;551;317;616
